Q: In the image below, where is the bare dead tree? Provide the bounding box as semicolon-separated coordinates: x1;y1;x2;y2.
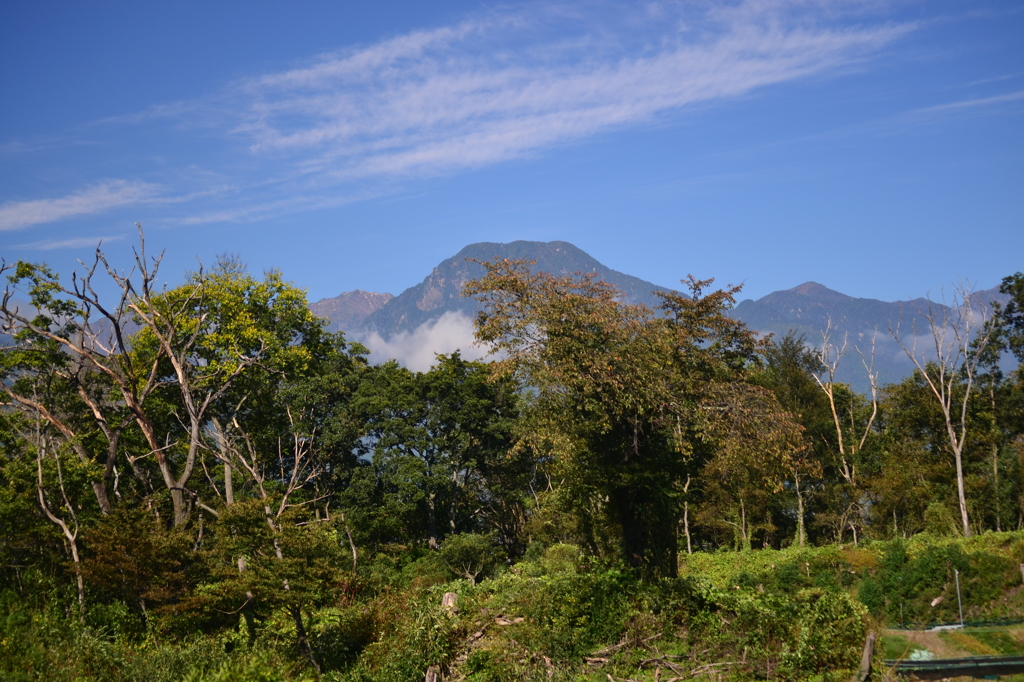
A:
208;409;325;672
889;281;992;537
2;226;267;526
1;243;157;514
811;319;879;544
32;427;85;617
212;409;324;537
812;319;880;487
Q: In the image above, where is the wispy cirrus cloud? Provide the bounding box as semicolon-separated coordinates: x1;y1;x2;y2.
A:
858;88;1024;136
4;1;924;230
0;180;159;231
14;234;127;251
917;89;1024;114
228;2;913;182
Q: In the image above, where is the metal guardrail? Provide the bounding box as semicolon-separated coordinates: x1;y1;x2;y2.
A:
888;618;1024;631
885;655;1024;680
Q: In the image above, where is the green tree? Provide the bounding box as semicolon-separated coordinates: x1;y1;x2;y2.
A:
867;369;967;537
1;260;138;516
754;332;834;546
970;271;1024;531
466;261;801;577
350;352;520;550
439;533;505;584
2;232;336;527
128;255;335;526
997;272;1024;365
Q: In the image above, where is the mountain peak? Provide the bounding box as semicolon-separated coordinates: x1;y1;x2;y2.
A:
357;240;665;338
309;290;394;332
451;240;598;270
788;281;848;299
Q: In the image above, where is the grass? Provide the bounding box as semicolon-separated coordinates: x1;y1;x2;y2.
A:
880;633;929;660
881;625;1024;663
940;630;1000;656
966;627;1024;655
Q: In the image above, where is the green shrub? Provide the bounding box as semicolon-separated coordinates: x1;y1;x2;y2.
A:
400;552;451;588
522;541;545;563
182;651;299;682
311;604;375;671
351;586;463;682
85;599;142;641
439;534;506;585
857;576;884;615
781;589;867;675
539;544;581;575
924;502;960;537
504;568;632;661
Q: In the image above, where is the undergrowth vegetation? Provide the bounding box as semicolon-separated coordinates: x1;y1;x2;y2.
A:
3;531;1022;681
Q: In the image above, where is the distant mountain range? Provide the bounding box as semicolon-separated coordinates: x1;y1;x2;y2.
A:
739;281;1009;390
310;241;666;335
309;240;1010;389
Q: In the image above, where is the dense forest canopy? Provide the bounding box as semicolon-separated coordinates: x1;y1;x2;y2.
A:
1;234;1023;680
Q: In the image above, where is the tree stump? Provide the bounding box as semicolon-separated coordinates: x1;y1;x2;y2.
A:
851;631;875;682
442;591;459;614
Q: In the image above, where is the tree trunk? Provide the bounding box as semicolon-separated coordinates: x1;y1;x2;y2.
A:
92;481;113;515
96;433;123;515
990;384;1000;533
171;487;188;527
69;537;85;619
682;476;692;555
612;486;677;580
427;493;439;550
34;437;84;618
739;499;751;552
954;447;972;537
853;631;875;682
795;471;806;548
225;460;234;506
683;501;692;555
340;511;358;572
289;605;321;673
992;441;1001;532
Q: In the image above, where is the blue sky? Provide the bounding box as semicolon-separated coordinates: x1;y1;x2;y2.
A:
2;0;1022;306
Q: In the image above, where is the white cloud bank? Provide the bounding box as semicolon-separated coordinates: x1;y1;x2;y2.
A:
355;310;491;372
0;181;158;231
